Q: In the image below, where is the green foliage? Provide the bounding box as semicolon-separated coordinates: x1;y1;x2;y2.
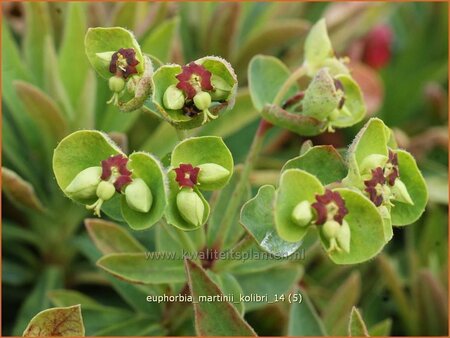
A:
2;2;445;337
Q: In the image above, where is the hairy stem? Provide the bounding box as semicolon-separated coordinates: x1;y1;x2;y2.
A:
272;65;307;107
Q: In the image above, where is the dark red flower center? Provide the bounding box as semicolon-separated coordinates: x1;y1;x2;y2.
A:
311;189;348;225
174;163;200;188
101;154;132;191
176;62;213;100
363;150;399;206
109;48;139;79
362;25;393;70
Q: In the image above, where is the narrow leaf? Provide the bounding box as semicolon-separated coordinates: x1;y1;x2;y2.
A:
2;167;44;212
348;307;369;336
14;81;68;141
185;259;257;336
323;272;361;335
288;287;327;336
58;2;90;107
85;219;146;255
22;305;85;336
141;17;179;62
24;2;53;86
97;253;185;284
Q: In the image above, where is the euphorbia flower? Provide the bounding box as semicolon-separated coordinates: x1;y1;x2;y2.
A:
363;150;401;206
174;163;200;188
101;154;133;191
312;189;348;225
364;167;387;207
176;62;213;99
109;48;140;79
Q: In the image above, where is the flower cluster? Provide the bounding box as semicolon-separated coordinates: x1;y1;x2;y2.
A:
65;154;152;216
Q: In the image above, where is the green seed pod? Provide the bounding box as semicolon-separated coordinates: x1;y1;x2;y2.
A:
291;200;313;227
176;188;204;227
96;181;116;201
302;68;343;121
125;178;153;213
336;219;351;253
210;74;232;101
322;220;341;240
109;76;125;93
163;84;185;110
65;166;102;199
360;154;388;174
197;163;230;185
193;91;212;111
391;179;414;205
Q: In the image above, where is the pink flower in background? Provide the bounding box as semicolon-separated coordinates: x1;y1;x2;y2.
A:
362;25;393;69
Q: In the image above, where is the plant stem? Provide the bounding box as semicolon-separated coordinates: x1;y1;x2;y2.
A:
272;65;306;107
213;119;272;250
175;128;189;141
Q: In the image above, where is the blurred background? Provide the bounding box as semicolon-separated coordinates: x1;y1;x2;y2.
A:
2;2;448;336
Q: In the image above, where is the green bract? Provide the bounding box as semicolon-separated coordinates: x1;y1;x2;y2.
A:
171;136;234;191
282;145;347;185
242;168;387;263
85;27;144;79
345;118;428;227
53;131;167;230
303;19;349;76
121;152;167;230
165;136;233;230
151;57;237;130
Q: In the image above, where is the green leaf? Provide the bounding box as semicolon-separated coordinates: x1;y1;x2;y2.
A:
3;260;35;286
303;19;333;71
323;272;361;335
348;118;390;168
171;136;234;191
22;305;85;337
43;36;74;121
85;218;146;254
165;172;210;230
263;103;328;136
141;17;179;62
391;150;428;226
199;88;259;139
330;74;366;128
236;264;302;312
121;152;168;230
324;188;386;264
59;3;90;107
288;287;327;336
208;272;245;315
85;27;144;79
97;253;185;284
416;270;448;335
13;267;63;335
348;307;369;337
240;185;303;256
184;259;257;336
14;81;68;142
2;167;44;212
207;166;249;248
235;20;309;76
24;2;53;86
248;55;298;112
368;318;392;336
275;169;324;242
282;145;347;185
53;130;124;205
